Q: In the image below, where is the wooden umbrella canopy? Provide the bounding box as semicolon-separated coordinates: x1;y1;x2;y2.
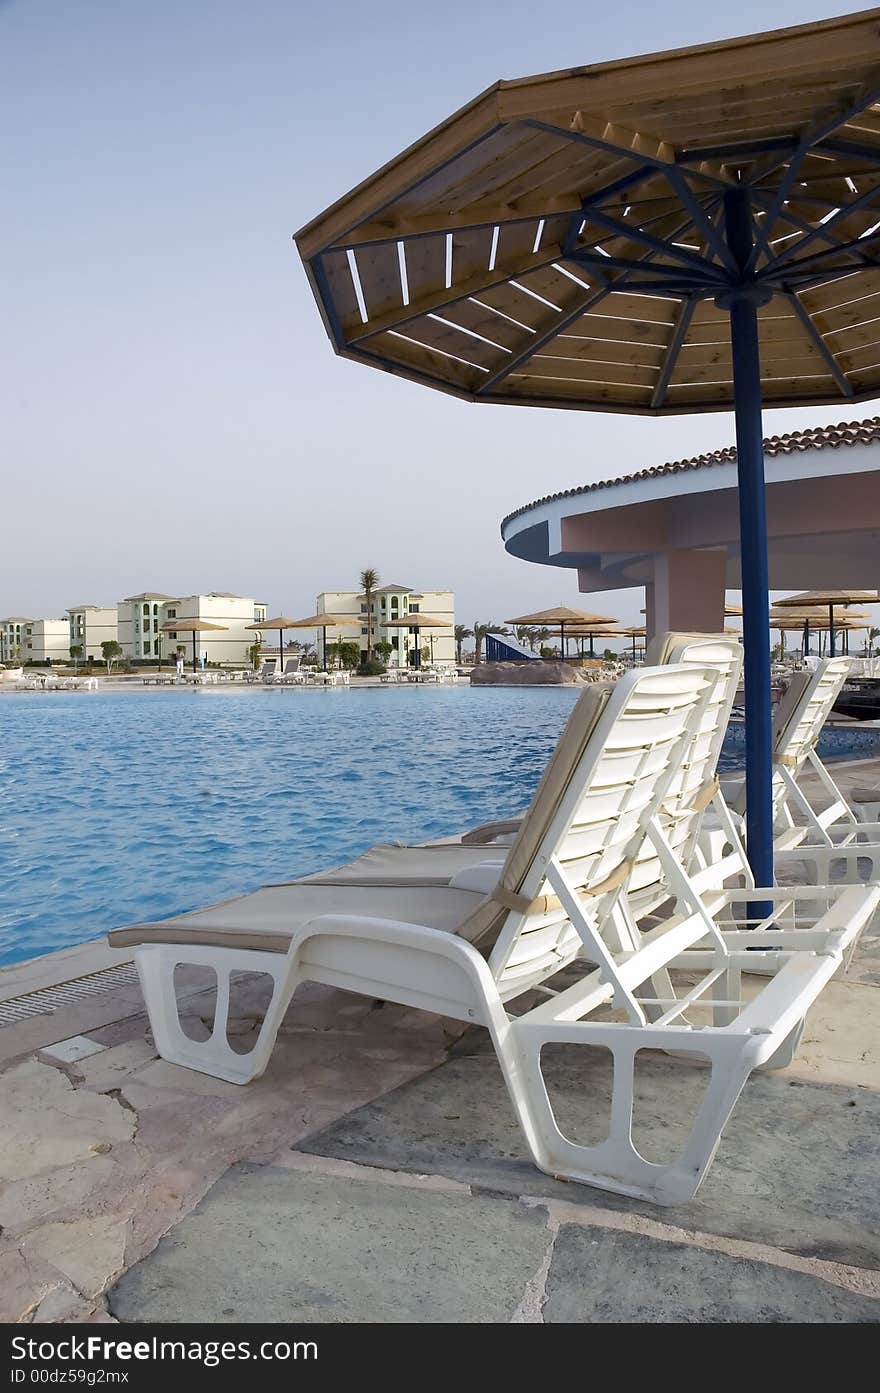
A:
295;9;880;888
296;10;880;416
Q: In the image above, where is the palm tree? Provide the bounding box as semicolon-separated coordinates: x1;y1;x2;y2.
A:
454;624;473;664
472;621;510;664
359;568;379;661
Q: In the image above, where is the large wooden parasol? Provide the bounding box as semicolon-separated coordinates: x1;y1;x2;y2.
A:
160;619;227;672
297;8;880;886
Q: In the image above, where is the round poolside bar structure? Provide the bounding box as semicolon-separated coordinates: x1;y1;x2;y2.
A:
501;417;880;640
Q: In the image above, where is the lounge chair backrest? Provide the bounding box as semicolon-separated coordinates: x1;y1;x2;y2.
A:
459;665;714;997
283;658;300;674
724;657;850;819
772;658;850;772
635;632;744;903
261;660;277;679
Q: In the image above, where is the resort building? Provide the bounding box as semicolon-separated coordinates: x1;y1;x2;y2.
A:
118;592;268;665
0;618;34;664
501;419;880;643
66;606;118;661
316;586;455;665
24;619;70;664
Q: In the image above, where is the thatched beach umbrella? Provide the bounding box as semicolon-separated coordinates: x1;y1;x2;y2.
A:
296;9;880;888
160;618;227;672
772;604;870;657
383;612;452;668
506;606;615;660
276;612;362;669
773;590;879;657
245;616;304;670
565;622;625;659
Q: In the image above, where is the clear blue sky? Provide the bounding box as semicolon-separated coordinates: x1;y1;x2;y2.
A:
1;0;867;630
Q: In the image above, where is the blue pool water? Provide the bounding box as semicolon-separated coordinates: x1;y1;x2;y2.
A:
0;684;753;967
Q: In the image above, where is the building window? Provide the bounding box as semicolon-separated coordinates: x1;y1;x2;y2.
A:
361;627;368;636
360;604;367;613
410;604;420;613
168;631;177;640
143;604;149;616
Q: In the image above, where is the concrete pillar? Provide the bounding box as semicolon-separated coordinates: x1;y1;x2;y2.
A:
652;549;726;637
644;584;656;646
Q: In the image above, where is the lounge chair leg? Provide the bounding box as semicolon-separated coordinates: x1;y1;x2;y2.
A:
136;945;300;1084
754;1016;805;1071
500;1020;753;1205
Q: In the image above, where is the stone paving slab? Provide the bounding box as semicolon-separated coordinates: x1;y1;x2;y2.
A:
543;1225;880;1323
109;1163;551;1324
297;1048;880;1270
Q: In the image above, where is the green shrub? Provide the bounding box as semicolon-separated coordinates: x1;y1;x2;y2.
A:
356;657;386;676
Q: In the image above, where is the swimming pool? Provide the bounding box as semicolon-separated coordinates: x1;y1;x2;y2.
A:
0;684;751;967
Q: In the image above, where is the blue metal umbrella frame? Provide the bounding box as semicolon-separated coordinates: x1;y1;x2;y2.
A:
556;145;880;889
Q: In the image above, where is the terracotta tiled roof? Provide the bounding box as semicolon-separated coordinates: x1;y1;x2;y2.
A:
500;416;880;531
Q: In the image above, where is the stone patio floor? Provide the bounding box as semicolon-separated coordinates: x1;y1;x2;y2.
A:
1;757;879;1323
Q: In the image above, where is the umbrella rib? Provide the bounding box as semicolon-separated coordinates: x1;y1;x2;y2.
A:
783;291;854;398
767;225;880;279
662;174;735;272
576;204;718;277
753;78;880;252
651;295;696;409
750;192;877;270
761;181;880;274
475;284;613;394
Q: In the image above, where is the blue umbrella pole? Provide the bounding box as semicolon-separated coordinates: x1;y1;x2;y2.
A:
721;189;774;899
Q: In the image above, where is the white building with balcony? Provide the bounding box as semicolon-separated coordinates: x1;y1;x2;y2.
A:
0;618;34;664
316;585;455;666
118;592;268;665
66;606;118;661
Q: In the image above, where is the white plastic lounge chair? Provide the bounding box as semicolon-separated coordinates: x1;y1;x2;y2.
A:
715;658;880;880
274;658;305;685
243;661;276;684
111;665;876;1203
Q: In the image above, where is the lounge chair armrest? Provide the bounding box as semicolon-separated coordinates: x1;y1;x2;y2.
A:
292;913;501;1025
461;817;523;845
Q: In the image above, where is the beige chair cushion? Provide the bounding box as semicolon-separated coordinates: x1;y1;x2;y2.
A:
109;884;485;955
300;842;505;885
